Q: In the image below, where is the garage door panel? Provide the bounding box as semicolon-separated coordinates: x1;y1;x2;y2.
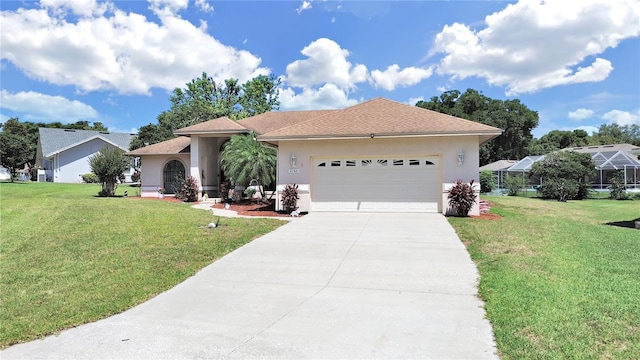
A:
311;156;440;213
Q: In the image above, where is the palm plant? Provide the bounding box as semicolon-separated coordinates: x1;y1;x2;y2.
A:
219;132;276;195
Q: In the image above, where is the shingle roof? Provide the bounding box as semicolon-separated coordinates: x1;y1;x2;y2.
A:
563;144;639;153
39;128;135;157
127;136;191;155
479;160;519;172
238;110;336;135
257;98;502;141
173;117;248;135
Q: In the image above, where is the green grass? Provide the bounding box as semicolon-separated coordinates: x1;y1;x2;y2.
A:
0;182;285;348
449;196;640;359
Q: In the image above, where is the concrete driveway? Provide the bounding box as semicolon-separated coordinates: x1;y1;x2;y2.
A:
2;213;497;359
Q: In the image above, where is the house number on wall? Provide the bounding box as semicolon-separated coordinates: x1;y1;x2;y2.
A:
288;168;300;174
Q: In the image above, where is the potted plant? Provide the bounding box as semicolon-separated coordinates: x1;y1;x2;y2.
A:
281;184;299;213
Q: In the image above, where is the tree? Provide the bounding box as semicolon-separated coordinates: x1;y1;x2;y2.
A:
88;147;129;197
219;132;276;190
528;129;591;155
130;73;281;150
416;89;539;165
530;151;596;201
0;131;32;182
590;124;640;146
479;170;496;193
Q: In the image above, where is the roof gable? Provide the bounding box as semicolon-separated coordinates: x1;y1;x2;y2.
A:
174;116;249;135
257;98;502;141
39;128;135;157
127;136;191;155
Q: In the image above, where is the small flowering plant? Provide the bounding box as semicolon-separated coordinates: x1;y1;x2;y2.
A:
157;187;165;194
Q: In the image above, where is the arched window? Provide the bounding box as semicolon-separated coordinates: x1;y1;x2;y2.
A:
163;160;185;194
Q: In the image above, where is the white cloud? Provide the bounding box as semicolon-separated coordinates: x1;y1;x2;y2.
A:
285;38;368;90
602;109;640;126
568;108;595;121
279;84;357;111
297;1;312;15
195;0;213;13
431;0;640;95
0;90;98;122
370;64;433;91
0;1;269;95
436;86;447;93
404;96;424;106
574;125;599;135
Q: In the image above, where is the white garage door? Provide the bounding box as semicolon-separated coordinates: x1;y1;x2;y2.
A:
311;156;440;212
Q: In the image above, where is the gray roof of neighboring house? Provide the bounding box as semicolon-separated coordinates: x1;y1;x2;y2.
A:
562;143;639;154
39;128;136;158
479;160;518;172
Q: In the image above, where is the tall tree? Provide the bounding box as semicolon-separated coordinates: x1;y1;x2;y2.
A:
528;129;590;155
590;124;640;146
130;73;280;150
416;89;539;165
0;131;32;182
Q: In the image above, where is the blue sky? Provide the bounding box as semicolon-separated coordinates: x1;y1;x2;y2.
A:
1;0;639;138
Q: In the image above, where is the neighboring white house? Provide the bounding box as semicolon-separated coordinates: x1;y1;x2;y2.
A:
0;165;11;181
129;98;503;216
36;128;136;183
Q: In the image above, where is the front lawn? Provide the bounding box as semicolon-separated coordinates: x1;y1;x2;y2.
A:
0;182;285;348
449;197;640;359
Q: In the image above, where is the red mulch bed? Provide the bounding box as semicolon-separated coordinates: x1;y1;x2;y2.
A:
213;200;296;217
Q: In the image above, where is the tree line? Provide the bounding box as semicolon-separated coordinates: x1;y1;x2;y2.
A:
417;89;640;166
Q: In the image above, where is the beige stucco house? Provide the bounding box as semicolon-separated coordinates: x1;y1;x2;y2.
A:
129;98;502;215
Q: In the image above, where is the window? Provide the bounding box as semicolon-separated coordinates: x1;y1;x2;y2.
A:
361;159;372;167
346;160;356;167
377;159;388;166
317;162;326;167
425;160;435;165
393;159;403;166
331;160;341;167
409;159;420;166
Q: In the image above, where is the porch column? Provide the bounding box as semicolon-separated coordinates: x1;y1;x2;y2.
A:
190;136;203;199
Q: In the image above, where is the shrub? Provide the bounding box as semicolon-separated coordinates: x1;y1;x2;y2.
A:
530;151;595;201
219;180;230;201
82;173;100;183
131;170;141;183
504;173;522;196
175;175;199;202
609;171;628;200
447;179;476;217
479;170;495;193
88;147;129;197
281;184;299;212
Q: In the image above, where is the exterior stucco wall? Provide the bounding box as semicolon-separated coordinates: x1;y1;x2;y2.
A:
275;136;481;215
139;155;190;197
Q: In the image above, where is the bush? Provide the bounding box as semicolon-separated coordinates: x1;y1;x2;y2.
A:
175;175;199;202
88;147;129;197
281;184;299;212
504;174;522;196
479;170;495;193
609;171;628;200
131;170;141;183
530;151;595;201
82;173;99;183
447;179;476;217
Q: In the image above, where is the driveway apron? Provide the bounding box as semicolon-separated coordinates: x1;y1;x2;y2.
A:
2;213;498;359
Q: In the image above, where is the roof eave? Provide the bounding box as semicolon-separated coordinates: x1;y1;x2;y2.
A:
258;130;503;142
173;129;249;136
